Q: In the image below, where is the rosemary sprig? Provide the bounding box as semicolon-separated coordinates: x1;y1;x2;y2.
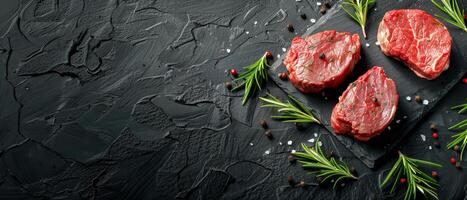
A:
380;152;442;200
431;0;467;32
447;119;467;160
340;0;376;39
232;53;270;105
259;93;320;124
451;100;467;114
292;138;357;188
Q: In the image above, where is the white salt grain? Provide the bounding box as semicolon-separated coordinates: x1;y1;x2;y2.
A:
265;150;270;154
226;49;231;53
245;31;249;34
287;140;293;145
317;2;322;6
406;96;412;101
314;133;318;137
318;141;323;146
423;99;429;105
282;47;287;52
277;54;281;58
308;138;315;143
254;21;258;25
279;142;283;145
250;143;254;146
291;149;296;153
366;43;370;47
310;18;316;23
420;134;426;141
428;146;432;150
375;41;380;46
396;119;401;124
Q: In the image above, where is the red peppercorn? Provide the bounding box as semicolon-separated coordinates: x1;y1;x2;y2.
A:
431;170;438;178
399;177;407;184
229;69;238;77
450;157;457;164
463;78;467;84
265;51;272;59
432;132;439;139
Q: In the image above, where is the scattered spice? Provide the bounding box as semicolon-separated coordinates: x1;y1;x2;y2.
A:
432;132;439;139
324;1;331;8
399;177;407;184
456;162;462;169
463;78;467;84
287;175;295;185
319;53;326;59
288;154;295;162
430;123;438;131
454;144;461;152
287;23;295;32
300;13;307;20
450;157;457;164
265;51;273;59
225;82;233;90
229;68;238;77
431;170;438;178
279;72;288;80
373;97;378;103
260;120;268;129
298;180;306;188
265;130;273;139
415;95;422;103
319;5;327;14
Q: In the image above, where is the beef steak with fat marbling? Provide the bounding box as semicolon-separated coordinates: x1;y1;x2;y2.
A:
284;30;361;93
331;66;398;142
377;9;452;80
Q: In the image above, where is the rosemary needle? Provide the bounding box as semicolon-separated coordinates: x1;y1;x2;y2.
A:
380;152;442;200
231;52;270;105
292;138;357;188
447;101;467;160
340;0;376;39
431;0;467;32
259;93;320;124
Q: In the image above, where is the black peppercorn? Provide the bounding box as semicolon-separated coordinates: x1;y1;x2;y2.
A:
260;120;268;129
288;154;295;163
319;53;325;59
287;175;295;185
415;95;422;103
319;5;327;15
456;162;462;169
300;13;307;20
430;123;438;131
324;2;331;8
454;145;461;152
225;82;233;90
265;130;273;139
287;23;294;32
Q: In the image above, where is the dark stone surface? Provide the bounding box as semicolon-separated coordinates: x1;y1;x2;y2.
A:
0;0;465;199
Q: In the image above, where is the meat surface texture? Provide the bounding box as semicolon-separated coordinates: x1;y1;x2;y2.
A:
377;9;452;80
331;66;398;142
283;30;361;93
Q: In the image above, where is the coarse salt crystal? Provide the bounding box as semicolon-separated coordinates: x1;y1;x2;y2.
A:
308;138;315;143
282;48;287;52
366;43;370;47
287;140;293;145
226;49;231;53
428;146;432;150
291;149;296;153
279;142;283;145
375;41;380;46
265;150;270;154
310;18;316;23
314;133;318;137
245;31;249;34
406;96;412;101
318;141;323;146
254;21;258;25
317;2;322;6
423;99;429;105
250;143;254;146
396;119;401;124
420;134;426;141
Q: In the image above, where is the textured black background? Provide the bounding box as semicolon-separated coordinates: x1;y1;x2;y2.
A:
0;0;466;199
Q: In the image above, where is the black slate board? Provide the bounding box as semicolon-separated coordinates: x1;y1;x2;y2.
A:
269;0;467;168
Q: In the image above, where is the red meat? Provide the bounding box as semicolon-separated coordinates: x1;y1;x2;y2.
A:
331;66;398;142
283;30;361;93
377;9;452;80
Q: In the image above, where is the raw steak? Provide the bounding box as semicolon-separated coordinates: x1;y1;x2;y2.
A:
283;30;361;93
377;9;452;80
331;66;398;142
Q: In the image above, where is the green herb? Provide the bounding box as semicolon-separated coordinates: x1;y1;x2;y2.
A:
451;100;467;114
431;0;467;32
259;93;320;124
292;138;357;188
380;152;442;200
340;0;376;39
447;119;467;160
231;53;270;105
